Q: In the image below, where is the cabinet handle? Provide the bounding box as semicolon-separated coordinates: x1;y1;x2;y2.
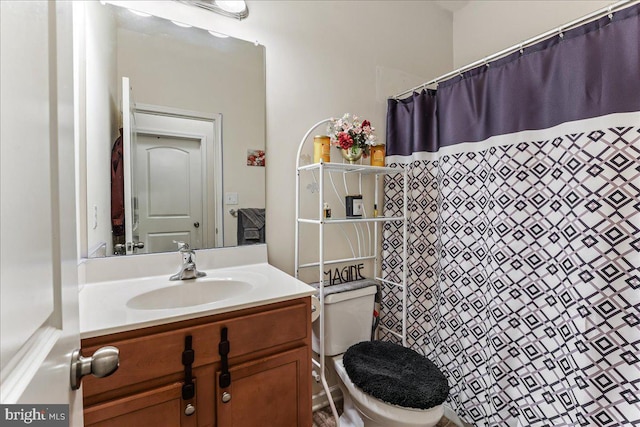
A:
222;392;232;403
219;327;231;388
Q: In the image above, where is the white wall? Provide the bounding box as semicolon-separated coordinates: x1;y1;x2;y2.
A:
453;0;611;68
238;1;454;275
84;2;118;257
110;0;454;274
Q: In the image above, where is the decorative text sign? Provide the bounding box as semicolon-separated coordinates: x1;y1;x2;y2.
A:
324;263;365;285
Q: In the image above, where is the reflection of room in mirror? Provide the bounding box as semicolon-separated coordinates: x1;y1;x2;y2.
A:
78;1;266;257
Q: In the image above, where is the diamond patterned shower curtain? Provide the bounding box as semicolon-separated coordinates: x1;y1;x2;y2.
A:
381;5;640;427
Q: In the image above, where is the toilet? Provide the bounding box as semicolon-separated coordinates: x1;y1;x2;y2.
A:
312;280;449;427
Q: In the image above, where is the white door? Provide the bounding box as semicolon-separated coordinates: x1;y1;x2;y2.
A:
135;134;204;253
0;0;82;423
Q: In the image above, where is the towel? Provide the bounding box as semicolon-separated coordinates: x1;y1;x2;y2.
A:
237;208;265;245
244;227;260;240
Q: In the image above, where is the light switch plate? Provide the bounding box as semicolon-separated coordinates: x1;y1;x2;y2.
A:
225;192;239;205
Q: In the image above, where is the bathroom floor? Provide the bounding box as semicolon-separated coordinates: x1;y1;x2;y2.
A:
312;404;466;427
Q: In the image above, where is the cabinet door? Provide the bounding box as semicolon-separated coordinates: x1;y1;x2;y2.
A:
216;347;311;427
84;381;197;427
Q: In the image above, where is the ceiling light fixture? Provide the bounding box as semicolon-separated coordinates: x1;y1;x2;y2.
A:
214;1;247;14
175;1;249;20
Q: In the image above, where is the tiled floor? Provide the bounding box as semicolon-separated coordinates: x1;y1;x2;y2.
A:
312;405;469;427
435;416;465;427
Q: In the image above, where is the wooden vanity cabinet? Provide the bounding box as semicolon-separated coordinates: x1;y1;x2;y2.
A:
215;346;309;426
81;298;312;427
83;381;197;427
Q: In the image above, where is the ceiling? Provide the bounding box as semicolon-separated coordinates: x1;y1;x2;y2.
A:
435;0;470;13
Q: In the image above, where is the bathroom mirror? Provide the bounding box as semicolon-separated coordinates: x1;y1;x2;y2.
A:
78;2;266;257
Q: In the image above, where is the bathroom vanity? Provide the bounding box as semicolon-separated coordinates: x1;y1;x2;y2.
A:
78;253;315;427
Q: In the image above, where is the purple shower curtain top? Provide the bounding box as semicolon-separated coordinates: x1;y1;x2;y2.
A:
387;3;640;156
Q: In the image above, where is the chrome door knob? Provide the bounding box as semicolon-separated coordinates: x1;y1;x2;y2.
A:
70;346;119;390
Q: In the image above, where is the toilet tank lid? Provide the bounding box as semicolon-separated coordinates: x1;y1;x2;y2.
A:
310;279;378;304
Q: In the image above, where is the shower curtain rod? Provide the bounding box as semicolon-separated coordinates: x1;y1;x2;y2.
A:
392;0;637;99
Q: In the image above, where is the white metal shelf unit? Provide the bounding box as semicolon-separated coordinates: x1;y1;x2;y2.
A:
294;119;408;425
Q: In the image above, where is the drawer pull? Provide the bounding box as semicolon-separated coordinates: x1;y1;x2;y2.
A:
222;392;232;403
182;335;195;400
219;327;231;388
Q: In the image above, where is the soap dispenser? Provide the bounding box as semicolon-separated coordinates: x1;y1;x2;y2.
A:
323;203;331;219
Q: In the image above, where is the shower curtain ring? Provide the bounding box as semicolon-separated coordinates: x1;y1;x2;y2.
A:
558;27;564;39
608;6;613;20
519;43;524;55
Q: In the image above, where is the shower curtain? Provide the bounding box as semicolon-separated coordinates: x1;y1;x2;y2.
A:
381;5;640;426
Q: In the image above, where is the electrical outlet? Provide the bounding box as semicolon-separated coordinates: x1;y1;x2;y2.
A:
93;205;98;229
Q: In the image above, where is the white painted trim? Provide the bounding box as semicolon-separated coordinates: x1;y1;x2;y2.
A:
122;77;134;254
73;1;88;260
386;111;640;164
0;326;62;403
135;103;218;121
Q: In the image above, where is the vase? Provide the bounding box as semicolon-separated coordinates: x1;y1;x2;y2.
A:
340;146;363;164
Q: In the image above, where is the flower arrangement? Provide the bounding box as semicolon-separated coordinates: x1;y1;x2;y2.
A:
327;113;378;157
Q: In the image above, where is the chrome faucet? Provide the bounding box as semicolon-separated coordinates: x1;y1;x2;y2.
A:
170;242;206;281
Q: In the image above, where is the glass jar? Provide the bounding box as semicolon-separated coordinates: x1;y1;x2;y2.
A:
313;135;331;163
370;144;385;167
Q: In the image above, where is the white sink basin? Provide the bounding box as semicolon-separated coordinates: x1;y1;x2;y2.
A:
126;277;254;310
80;262;318;338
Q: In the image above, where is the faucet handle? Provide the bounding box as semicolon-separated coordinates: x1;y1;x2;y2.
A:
173;241;190;251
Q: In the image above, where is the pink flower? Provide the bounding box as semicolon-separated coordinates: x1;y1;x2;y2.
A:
337;132;354;149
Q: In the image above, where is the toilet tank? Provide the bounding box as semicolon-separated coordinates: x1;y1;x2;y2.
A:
312;282;378;356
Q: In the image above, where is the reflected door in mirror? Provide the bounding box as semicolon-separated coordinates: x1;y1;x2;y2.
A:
135;134;203;253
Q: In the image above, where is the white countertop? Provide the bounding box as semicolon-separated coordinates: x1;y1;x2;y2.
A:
79;262;316;339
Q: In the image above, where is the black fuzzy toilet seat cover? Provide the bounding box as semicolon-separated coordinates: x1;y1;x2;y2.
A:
343;341;450;410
